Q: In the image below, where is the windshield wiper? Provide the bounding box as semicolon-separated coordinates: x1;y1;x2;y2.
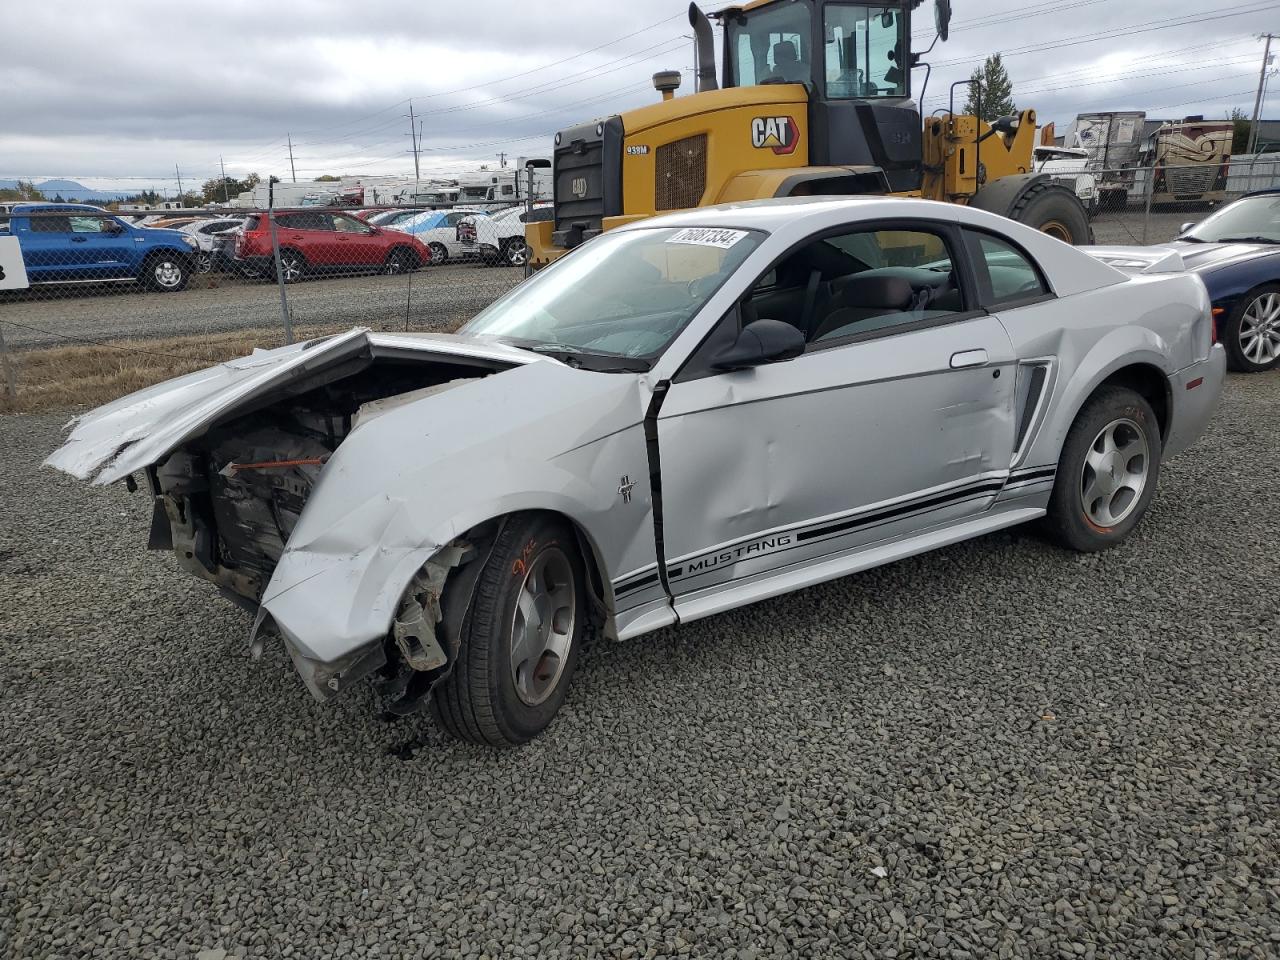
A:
524;343;650;373
1177;235;1207;243
1213;236;1280;245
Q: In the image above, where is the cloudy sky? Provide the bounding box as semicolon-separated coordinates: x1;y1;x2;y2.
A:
2;0;1277;193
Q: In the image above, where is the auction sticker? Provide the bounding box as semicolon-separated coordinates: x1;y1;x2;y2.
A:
0;236;29;290
666;228;748;249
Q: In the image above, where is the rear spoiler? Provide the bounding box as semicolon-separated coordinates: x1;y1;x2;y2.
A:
1079;245;1187;275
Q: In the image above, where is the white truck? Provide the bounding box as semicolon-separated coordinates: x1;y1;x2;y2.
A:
1033;146;1099;216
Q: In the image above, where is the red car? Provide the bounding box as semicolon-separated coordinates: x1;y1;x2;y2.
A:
234;209;431;282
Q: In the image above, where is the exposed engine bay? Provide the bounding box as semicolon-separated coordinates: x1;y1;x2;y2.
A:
146;355;503;605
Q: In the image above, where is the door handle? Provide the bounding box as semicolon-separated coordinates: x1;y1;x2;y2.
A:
70;237;88;243
951;349;989;369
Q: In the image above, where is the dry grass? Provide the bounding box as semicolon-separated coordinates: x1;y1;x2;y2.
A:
0;323;351;414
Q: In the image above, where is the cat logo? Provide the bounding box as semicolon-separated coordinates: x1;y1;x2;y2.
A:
751;116;799;155
570;177;589;198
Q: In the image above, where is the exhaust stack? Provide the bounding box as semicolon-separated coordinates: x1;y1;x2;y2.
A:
689;3;719;93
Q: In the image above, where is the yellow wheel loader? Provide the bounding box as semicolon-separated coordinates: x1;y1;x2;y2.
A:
527;0;1091;266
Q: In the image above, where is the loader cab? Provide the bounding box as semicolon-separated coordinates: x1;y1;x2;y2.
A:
715;0;935;192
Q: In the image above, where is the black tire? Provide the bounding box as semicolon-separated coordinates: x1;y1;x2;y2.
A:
1221;283;1280;373
428;242;448;265
1010;181;1092;245
142;253;190;292
382;246;417;275
502;237;530;267
1044;386;1162;553
275;249;306;284
429;514;585;747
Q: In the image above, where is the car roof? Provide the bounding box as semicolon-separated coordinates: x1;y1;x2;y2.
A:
13;202;107;213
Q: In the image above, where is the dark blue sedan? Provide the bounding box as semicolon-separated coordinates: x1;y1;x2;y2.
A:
1172;191;1280;373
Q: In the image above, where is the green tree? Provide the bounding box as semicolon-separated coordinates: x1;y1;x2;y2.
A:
0;180;46;202
200;172;261;203
313;174;341;182
963;53;1016;123
1230;107;1254;154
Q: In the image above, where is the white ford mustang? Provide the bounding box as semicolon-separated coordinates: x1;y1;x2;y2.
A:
47;197;1225;746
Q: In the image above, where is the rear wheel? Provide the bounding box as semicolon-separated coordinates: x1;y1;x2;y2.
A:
1010;181;1092;245
429;514;584;746
1223;284;1280;372
428;242;448;265
143;254;190;292
1044;387;1161;552
276;249;305;283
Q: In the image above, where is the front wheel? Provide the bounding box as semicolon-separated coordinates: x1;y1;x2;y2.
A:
143;255;190;292
1044;387;1162;552
1223;284;1280;372
502;238;530;267
1011;182;1092;245
428;242;448;265
382;247;416;275
429;514;585;746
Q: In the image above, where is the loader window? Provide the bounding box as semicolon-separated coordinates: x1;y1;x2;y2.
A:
727;4;812;87
824;6;907;99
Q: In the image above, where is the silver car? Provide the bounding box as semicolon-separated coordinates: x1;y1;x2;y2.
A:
47;197;1225;746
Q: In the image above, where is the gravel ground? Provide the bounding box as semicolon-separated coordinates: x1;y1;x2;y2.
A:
0;264;522;349
3;374;1279;960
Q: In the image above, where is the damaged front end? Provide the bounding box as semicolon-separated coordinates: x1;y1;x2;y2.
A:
49;329;540;712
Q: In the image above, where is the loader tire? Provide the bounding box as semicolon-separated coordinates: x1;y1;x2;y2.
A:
1009;181;1092;245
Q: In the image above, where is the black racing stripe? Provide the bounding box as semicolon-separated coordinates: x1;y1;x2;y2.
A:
670;490;1009;594
1009;467;1057;482
796;481;1006;543
615;572;660;597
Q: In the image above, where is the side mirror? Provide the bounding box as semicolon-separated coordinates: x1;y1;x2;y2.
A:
105;221;125;234
935;0;952;41
711;318;805;371
1179;222;1196;235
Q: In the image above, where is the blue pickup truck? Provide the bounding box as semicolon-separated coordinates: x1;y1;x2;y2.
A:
1;203;198;292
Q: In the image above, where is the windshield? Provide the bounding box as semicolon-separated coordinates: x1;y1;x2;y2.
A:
727;2;812;86
460;226;764;365
1183;195;1280;243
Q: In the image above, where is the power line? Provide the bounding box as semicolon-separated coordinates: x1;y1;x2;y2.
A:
931;2;1280;69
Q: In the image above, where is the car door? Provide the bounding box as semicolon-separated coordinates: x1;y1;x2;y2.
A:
655;221;1019;611
72;214;134;277
277;211;334;266
331;213;384;265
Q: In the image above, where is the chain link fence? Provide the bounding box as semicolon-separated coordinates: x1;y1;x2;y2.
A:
5;157;1280;408
0;202;530;409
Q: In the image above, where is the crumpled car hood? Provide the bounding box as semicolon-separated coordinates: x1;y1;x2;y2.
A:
44;328;542;486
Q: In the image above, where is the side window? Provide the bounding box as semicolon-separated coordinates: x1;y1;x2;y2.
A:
30;215;72;233
809;228;961;343
824;5;906;99
964;231;1050;307
69;216;111;234
332;215;370;234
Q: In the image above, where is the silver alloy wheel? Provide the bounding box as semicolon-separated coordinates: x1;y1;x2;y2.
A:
196;252;213;274
429;243;448;265
508;546;576;707
506;241;529;266
279;253;303;282
383;251;408;275
1080;417;1150;529
1240;292;1280;366
153;260;184;288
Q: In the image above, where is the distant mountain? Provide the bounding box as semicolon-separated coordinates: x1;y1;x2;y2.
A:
0;178;132;201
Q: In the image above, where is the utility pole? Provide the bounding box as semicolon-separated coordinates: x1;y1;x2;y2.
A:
219;155;231;204
174;164;184;203
1249;34;1274;155
498;152;507;168
407;101;421;182
287;134;297;183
